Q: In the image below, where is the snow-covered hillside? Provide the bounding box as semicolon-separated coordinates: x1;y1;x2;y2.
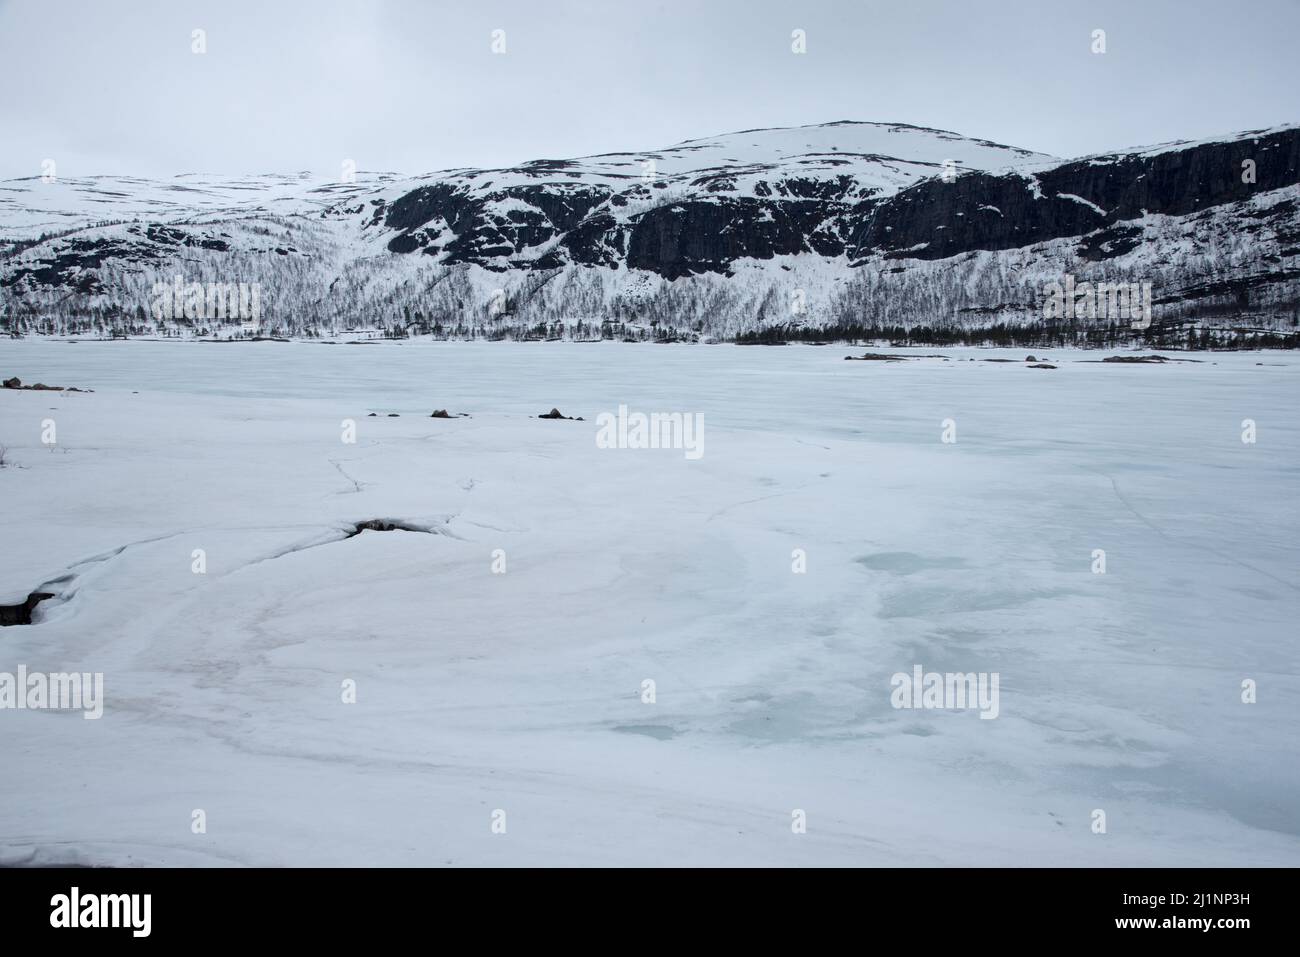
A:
0;171;402;242
1;121;1296;344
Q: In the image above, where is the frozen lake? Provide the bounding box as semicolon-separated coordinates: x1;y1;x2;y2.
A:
1;340;1297;865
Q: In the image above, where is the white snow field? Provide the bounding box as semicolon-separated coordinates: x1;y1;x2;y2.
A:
0;341;1297;866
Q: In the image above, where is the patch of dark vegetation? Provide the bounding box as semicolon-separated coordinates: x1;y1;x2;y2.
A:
198;336;291;343
1097;354;1202;364
845;352;952;361
1029;363;1057;369
3;376;92;392
429;410;469;418
0;591;55;626
738;321;1300;350
537;407;583;420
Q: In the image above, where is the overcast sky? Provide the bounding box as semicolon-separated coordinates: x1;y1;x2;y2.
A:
1;0;1296;180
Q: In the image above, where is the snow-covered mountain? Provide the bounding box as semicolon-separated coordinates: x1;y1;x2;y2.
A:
2;120;1297;345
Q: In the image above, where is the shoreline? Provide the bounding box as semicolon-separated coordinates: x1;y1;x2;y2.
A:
6;335;1300;352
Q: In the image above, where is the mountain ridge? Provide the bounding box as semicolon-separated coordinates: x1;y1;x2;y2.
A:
2;120;1297;346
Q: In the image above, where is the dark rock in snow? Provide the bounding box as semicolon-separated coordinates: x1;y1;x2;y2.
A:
0;591;55;626
346;519;432;537
3;375;90;392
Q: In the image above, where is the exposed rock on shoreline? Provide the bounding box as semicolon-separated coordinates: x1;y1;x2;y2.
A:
2;376;92;392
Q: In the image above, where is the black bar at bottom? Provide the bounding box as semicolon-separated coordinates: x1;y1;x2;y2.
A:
0;866;1278;942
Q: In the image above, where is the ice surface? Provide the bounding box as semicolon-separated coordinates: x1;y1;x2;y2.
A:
0;341;1296;865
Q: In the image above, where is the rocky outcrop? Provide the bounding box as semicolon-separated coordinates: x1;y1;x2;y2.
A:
367;127;1300;278
2;376;90;392
850;129;1300;262
0;591;55;626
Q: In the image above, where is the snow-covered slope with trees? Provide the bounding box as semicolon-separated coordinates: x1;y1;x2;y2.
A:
1;121;1296;345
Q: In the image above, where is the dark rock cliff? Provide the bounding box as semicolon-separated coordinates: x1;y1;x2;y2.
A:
373;128;1300;277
